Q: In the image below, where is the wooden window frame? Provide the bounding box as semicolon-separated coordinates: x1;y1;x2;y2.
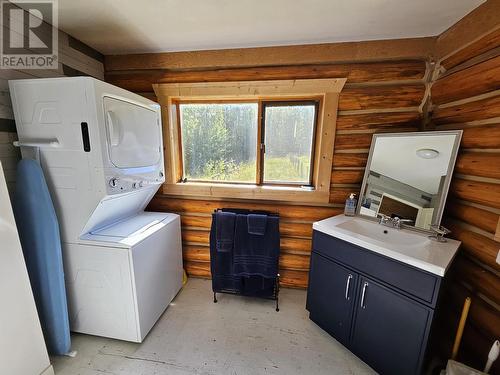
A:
153;78;346;203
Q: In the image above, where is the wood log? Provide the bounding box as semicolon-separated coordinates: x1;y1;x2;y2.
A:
280;237;312;253
332;153;368;168
336;111;421;131
449;178;500;209
331;170;365;184
334;133;373;150
182;229;210;244
184;261;211;278
434;0;500;62
183;246;211;262
460;124;500;149
445;221;500;270
445;200;499;234
181;214;313;238
441;28;500;69
279;269;308;288
148;196;342;221
279;253;311;271
280;222;313;238
180;215;212;229
431;56;500;105
339;84;425;110
432;94;500;125
105;60;427;92
451;255;500;305
455;152;500;179
330;187;360;205
104;38;434;72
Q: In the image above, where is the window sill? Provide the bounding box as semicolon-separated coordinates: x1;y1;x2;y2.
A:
162;182;330;204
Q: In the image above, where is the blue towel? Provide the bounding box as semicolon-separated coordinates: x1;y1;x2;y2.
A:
215;211;236;252
13;159;71;355
247;214;267;235
233;214;279;278
210;213;242;293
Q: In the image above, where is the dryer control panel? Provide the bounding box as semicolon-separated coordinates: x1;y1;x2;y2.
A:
105;173;164;195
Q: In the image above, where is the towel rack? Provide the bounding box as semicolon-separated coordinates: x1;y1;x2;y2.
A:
210;208;281;311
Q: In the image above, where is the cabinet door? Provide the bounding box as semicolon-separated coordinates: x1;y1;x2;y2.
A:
306;252;358;346
351;277;432;375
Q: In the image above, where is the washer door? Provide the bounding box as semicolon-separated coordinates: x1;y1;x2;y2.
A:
104;97;161;168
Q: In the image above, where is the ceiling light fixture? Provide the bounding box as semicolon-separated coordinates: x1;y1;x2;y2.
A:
416;148;439;159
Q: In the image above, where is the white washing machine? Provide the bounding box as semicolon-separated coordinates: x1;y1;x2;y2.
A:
9;77;183;342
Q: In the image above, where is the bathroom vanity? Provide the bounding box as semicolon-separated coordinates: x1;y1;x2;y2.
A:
307;215;460;375
306;131;463;375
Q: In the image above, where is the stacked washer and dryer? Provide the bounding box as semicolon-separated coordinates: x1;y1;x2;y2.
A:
9;77;183;342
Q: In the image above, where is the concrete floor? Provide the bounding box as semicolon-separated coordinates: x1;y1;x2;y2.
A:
52;278;375;375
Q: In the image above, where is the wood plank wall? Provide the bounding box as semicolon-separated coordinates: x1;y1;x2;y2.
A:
0;8;104;192
427;26;500;374
106;51;429;287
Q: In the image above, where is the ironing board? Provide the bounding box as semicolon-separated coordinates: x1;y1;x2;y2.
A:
13;158;71;355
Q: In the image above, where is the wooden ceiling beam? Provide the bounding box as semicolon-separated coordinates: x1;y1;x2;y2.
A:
104;37;435;72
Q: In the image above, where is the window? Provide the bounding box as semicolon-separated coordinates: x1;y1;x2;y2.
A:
178;100;318;186
261;101;318;185
154;79;346;203
179;102;258;183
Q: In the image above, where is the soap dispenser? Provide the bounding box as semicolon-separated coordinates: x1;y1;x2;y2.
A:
344;193;357;216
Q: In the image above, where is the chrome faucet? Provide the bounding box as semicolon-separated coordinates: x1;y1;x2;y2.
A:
377;214;413;229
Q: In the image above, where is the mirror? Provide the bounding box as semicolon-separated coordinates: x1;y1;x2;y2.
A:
357;131;462;230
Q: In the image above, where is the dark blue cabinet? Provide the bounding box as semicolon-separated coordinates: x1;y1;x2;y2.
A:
306;231;442;375
307;252;358;346
351;277;432;375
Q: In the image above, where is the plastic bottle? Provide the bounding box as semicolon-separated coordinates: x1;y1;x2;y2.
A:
344;193;357;216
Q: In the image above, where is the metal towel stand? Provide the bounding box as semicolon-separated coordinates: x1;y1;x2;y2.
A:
211;208;281;312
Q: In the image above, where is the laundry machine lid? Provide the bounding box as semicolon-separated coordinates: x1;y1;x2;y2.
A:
104;96;161;169
80;212;179;248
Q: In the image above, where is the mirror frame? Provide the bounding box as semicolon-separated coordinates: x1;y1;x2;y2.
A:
356;130;463;230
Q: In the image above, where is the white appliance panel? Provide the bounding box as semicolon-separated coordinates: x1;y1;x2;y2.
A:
9;77;182;343
131;215;183;340
63;214;183;342
104;96;161;169
63;242;139;342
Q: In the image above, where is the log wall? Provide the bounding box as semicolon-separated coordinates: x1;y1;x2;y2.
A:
106;56;429;288
428;21;500;374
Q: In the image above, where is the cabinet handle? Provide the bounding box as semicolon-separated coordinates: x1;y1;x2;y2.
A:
345;274;353;300
360;281;369;309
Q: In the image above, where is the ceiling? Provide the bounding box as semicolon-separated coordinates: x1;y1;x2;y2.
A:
56;0;485;55
370;134;458;194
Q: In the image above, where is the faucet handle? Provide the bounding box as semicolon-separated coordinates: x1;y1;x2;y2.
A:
430;224;451;235
377;213;391;224
429;224;451;242
399;218;414;223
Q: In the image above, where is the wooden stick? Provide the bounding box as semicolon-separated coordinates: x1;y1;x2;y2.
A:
451;296;472;360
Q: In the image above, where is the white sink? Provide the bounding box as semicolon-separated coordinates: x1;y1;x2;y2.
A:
313;215;461;276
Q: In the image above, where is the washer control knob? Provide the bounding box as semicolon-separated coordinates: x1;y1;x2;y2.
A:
138;180;144;188
109;178;118;187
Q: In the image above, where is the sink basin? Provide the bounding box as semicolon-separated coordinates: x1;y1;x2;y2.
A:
313;215;461;276
336;219;429;248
